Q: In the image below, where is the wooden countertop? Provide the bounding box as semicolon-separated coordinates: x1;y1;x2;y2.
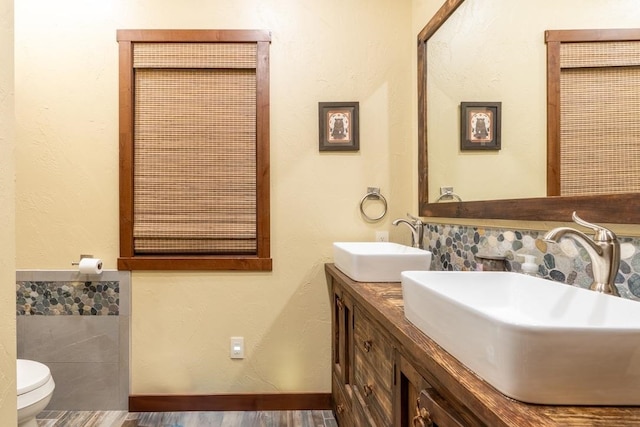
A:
325;263;640;427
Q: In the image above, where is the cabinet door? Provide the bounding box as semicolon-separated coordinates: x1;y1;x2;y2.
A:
330;280;357;425
395;354;485;427
353;306;394;427
331;282;354;386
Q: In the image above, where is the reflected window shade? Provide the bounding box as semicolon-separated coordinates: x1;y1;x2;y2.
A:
560;61;640;197
133;68;257;255
560;41;640;69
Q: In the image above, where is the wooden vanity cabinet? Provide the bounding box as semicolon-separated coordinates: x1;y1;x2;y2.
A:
326;263;640;426
328;268;480;427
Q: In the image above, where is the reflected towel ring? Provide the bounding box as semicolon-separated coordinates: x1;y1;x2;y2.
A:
359;187;388;222
434;191;462;203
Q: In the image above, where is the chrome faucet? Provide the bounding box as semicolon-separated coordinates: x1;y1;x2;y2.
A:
544;212;620;297
392;214;424;249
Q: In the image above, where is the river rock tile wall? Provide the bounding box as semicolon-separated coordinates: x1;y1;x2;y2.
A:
16;280;119;316
16;270;130;410
424;223;640;301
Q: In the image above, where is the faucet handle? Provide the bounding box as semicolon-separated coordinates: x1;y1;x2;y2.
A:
571;211;617;242
406;213;423;224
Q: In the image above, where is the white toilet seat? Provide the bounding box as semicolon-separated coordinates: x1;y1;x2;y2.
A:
17;359;55;410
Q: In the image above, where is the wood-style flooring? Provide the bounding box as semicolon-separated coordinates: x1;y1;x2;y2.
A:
37;410;337;427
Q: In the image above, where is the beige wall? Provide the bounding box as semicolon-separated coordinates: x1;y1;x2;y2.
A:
14;0;636;404
0;0;16;423
15;0;414;394
426;0;640;202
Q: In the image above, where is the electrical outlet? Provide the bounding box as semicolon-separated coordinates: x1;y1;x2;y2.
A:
375;231;389;242
230;337;245;359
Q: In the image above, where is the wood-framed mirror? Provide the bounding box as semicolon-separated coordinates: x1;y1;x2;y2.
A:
418;0;639;224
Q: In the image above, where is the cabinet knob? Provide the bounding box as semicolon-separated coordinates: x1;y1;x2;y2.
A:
336;403;345;415
413;406;433;427
363;339;372;352
363;384;373;397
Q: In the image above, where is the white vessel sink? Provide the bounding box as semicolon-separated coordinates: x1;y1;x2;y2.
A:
401;271;640;405
333;242;431;282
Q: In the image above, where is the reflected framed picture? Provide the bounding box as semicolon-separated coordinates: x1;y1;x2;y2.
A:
460;102;501;151
318;102;359;152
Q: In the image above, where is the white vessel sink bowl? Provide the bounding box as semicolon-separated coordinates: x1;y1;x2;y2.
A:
333;242;431;282
401;271;640;405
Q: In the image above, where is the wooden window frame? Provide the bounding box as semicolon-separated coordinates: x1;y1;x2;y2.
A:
117;30;272;271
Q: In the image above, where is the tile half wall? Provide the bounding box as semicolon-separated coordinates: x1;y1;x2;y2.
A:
16;270;130;410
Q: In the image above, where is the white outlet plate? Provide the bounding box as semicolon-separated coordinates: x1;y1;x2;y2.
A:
375;231;389;242
230;336;245;359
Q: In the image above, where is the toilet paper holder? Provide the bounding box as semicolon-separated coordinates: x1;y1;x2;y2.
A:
71;254;95;266
71;254;103;274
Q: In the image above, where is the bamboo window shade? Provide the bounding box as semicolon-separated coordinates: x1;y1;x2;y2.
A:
559;41;640;196
133;43;258;255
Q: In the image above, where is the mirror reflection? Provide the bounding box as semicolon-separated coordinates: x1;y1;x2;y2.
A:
427;0;639;203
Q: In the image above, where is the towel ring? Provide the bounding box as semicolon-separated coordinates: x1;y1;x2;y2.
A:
359;187;388;222
434;191;462;202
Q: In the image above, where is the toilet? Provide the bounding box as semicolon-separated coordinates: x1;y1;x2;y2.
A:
17;359;55;427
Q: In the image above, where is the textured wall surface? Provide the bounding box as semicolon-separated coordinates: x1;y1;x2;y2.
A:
12;0;640;403
0;0;16;424
14;0;414;394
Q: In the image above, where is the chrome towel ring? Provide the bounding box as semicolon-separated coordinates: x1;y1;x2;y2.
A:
434;189;462;202
359;187;387;222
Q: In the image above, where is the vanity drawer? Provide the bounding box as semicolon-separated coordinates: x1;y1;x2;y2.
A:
353;385;382;427
417;386;485;427
396;352;485;427
332;373;353;427
353;306;394;427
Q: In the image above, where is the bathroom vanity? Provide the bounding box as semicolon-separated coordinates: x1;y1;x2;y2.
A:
325;263;640;426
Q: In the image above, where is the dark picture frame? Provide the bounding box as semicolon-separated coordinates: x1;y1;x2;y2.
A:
318;102;359;151
460;102;501;150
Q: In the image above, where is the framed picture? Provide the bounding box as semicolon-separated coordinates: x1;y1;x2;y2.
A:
318;102;359;151
460;102;501;150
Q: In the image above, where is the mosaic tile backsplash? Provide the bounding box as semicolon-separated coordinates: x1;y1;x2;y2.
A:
16;280;120;315
424;223;640;301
